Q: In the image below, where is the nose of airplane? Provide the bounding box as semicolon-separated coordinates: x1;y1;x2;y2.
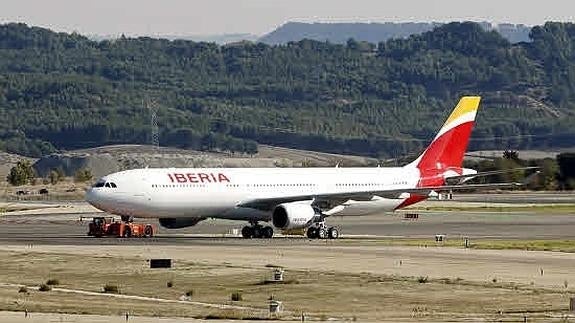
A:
85;187;99;207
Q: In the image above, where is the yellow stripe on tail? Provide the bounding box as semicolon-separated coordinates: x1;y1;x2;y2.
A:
441;96;481;131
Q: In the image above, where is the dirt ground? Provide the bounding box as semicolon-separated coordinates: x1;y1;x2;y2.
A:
0;310;295;323
0;201;99;216
1;242;572;290
0;243;573;321
0;178;90;201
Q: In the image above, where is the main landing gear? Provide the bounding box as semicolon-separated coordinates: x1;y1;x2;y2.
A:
306;222;339;240
241;222;274;239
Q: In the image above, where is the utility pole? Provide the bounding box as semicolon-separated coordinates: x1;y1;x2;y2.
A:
145;98;160;150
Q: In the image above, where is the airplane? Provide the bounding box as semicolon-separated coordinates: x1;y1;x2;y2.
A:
85;96;529;239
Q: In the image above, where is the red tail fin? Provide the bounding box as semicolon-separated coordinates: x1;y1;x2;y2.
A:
407;96;481;186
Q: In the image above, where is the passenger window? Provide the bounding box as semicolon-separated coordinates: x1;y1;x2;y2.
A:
105;183;111;188
110;183;117;188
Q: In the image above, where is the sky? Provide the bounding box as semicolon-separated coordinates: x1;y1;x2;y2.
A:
1;0;574;37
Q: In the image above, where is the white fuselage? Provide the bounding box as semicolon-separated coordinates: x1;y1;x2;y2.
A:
85;166;422;222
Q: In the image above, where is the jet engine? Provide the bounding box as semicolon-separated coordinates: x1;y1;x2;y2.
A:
159;217;205;229
272;202;317;230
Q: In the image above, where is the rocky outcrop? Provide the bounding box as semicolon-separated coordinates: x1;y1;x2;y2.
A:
33;153;120;178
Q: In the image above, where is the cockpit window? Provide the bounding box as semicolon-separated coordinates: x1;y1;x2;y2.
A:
93;181;105;188
93;180;117;188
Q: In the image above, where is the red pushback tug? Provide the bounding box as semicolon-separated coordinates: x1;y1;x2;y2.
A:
88;217;155;238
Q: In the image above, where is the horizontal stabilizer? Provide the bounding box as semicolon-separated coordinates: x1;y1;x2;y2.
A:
444;166;540;185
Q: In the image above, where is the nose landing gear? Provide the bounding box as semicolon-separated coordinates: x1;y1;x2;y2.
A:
241;222;274;239
121;215;134;223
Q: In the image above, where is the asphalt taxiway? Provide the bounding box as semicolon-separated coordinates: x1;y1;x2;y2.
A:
1;210;575;245
0;202;575;245
0;192;574;244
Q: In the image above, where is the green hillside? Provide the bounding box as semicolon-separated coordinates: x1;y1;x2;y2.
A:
0;22;574;158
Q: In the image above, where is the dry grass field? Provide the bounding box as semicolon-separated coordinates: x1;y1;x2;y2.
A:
0;248;573;321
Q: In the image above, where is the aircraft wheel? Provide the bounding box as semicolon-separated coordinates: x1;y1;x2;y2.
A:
123;227;132;238
328;227;339;239
306;227;317;239
317;227;327;239
144;225;154;238
252;226;262;239
262;226;274;239
241;226;253;239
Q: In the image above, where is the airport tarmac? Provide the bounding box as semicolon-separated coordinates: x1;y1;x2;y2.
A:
1;205;574;244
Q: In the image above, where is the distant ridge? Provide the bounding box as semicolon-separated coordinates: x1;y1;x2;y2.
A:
88;33;259;44
259;21;532;45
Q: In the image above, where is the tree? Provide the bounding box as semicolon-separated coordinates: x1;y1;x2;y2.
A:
0;22;574;159
540;158;559;191
493;157;523;184
503;150;519;161
48;168;64;185
74;168;93;182
6;161;35;186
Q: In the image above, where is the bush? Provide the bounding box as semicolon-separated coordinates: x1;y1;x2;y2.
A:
49;168;64;185
7;161;35;186
417;276;428;283
103;284;119;294
46;279;60;286
74;169;93;182
18;286;28;293
230;291;243;301
185;289;194;297
167;281;173;288
38;284;51;292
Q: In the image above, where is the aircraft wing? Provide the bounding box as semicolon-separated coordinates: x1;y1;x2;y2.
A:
236;181;524;212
